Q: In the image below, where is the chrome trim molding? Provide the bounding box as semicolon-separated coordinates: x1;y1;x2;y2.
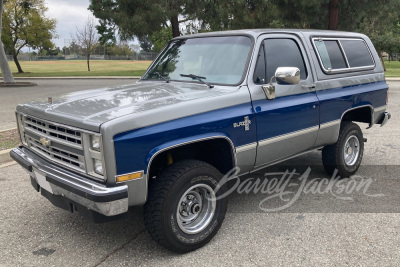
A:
147;136;237;175
236;142;257;153
252;146;324;173
320;119;341;129
144;135;236;203
258;126;319;147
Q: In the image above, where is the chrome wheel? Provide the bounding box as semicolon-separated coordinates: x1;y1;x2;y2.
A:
344;135;360;166
177;183;216;234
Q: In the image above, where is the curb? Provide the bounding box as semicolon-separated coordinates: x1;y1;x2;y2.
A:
0;82;37;87
0;148;13;165
0;161;17;168
0;127;17;133
386;78;400;81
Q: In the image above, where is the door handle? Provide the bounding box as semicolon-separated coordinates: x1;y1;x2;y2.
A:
302;84;316;90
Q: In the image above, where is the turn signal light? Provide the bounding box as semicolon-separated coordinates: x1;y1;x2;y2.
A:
116;171;144;183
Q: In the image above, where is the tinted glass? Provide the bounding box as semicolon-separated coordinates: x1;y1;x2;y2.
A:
314;40;347;69
142;36;252;85
314;40;332;69
264;39;307;81
253;45;266;84
341;40;374;68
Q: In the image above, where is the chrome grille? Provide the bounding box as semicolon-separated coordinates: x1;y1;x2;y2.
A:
25;117;82;148
23;116;86;172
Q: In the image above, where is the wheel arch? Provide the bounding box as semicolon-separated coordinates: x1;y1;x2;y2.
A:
146;134;236;179
340;104;373;126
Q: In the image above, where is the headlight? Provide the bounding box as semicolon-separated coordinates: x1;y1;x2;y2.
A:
84;133;105;179
93;159;104;175
91;135;101;151
16;113;27;146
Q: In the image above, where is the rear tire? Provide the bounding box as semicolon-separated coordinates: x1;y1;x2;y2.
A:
143;160;228;253
322;121;364;178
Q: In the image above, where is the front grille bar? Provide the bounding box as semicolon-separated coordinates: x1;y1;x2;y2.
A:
27;137;85;171
23;115;86;173
24;117;82;148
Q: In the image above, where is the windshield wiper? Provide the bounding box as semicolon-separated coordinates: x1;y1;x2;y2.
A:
150;72;170;83
180;74;214;88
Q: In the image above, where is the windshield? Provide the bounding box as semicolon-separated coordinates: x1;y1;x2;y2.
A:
142;36;252;85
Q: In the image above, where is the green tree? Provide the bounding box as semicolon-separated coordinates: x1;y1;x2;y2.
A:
150;27;173;52
89;0;196;43
107;41;134;56
1;0;57;73
139;35;153;52
355;0;400;70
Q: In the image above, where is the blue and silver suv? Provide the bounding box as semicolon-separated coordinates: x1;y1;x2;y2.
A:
11;29;391;253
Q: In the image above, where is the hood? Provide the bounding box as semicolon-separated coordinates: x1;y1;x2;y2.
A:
16;81;237;132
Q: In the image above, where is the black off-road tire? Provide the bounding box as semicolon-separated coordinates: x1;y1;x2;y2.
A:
143;160;228;253
322;121;364;178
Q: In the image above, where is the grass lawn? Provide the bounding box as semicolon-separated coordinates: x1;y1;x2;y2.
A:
0;129;19;151
1;60;152;77
1;59;400;78
384;60;400;77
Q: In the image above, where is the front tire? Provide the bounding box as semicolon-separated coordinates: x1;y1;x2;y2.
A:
322;121;364;178
143;160;228;253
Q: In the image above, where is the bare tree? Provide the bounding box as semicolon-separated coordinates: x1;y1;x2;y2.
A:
73;17;99;71
0;0;14;83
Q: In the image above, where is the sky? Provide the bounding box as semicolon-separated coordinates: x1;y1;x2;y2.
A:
46;0;95;48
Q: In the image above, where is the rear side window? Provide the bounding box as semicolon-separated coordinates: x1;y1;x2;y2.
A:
314;40;347;69
313;38;375;73
340;40;374;68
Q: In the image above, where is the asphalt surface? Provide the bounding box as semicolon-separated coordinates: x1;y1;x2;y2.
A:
0;79;138;131
0;80;399;266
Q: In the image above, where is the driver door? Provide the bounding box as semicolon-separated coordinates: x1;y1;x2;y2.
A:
249;34;320;167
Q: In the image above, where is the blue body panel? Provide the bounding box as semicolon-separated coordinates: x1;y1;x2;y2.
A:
252;92;319;140
113;103;256;175
113;81;388;176
317;81;387;124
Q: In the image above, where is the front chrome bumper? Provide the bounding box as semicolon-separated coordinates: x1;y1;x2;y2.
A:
10;146;128;217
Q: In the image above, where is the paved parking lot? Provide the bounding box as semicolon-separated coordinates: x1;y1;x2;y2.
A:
0;80;399;266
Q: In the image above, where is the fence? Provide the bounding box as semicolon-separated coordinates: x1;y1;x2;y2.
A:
6;52;158;62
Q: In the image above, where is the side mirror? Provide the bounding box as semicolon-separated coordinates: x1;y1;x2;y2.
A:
275;67;300;85
261;67;300;100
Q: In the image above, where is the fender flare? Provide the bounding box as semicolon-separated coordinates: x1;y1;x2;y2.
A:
145;133;236;175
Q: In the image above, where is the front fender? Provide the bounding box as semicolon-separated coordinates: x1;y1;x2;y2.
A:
145;133;236;174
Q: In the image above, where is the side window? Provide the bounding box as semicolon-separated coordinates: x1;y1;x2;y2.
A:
340;40;374;68
253;45;266;84
264;39;308;82
313;38;375;73
314;40;347;69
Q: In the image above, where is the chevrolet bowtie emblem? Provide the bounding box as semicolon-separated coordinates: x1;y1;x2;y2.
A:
40;137;51;147
233;116;251;131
